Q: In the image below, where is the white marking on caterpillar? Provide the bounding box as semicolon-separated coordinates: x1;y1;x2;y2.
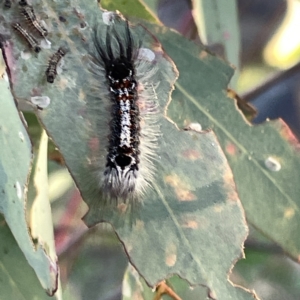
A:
12;22;41;53
86;20;160;204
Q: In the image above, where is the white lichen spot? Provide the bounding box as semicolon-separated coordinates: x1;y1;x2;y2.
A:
102;11;116;25
18;131;24;142
21;51;32;60
138;48;155;62
31;96;51;108
15;181;22;199
40;38;51;49
265;156;281;172
185;122;202;132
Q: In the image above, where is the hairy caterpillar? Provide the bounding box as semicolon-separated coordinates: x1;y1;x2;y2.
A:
46;47;67;83
86;18;160;205
19;2;48;37
4;0;11;9
12;22;41;53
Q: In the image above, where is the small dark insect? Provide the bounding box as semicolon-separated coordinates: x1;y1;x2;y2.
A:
18;0;28;6
46;47;67;83
19;3;48;37
4;0;12;8
12;22;41;53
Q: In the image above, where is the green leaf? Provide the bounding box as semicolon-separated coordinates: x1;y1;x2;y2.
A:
2;2;254;299
233;247;300;300
101;0;158;22
0;215;54;300
30;130;63;299
191;0;240;87
155;22;300;261
0;57;57;293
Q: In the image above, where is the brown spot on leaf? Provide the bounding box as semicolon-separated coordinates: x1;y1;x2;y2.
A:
88;137;99;152
165;174;196;201
214;205;224;213
165;243;177;267
176;189;196;201
222;170;239;202
225;143;237;156
182;220;198;229
117;203;128;214
199;50;208;59
182;149;201;160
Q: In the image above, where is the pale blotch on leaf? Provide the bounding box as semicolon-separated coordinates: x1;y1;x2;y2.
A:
135;220;144;230
214;204;224;213
221;169;239;203
15;181;22;199
18;131;24;142
20;51;32;60
40;38;51;49
56;59;65;75
165;243;177;267
199;50;208;59
78;89;86;101
31;96;51;108
264;156;281;172
165;174;196;201
102;11;116;25
137;48;155;62
284;207;295;219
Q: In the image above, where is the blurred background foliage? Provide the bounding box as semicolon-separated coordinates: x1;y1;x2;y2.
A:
17;0;300;299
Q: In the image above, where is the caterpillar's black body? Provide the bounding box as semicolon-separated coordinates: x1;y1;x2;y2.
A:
87;18;159;204
46;47;67;83
12;22;41;53
4;0;11;9
94;23;142;198
19;1;48;37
